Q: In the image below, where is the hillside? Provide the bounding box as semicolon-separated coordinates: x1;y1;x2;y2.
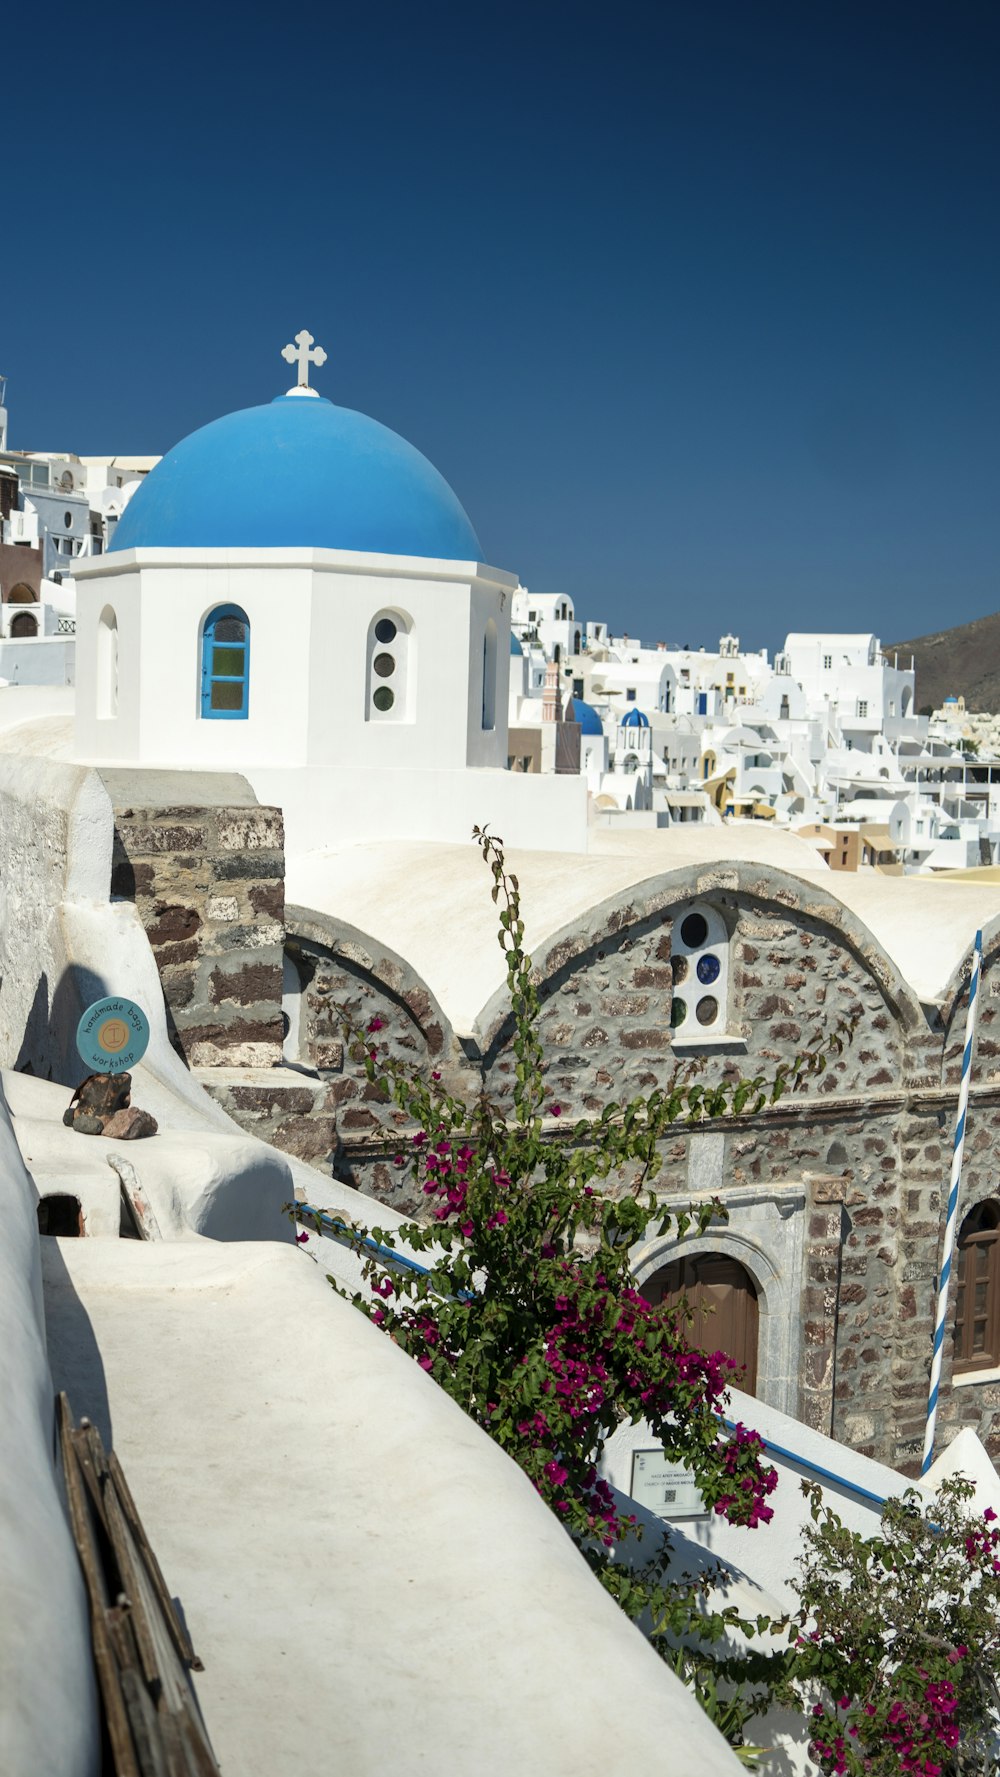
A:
887;610;1000;714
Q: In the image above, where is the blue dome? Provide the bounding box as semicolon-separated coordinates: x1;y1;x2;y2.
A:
568;696;603;736
510;632;523;656
620;707;650;728
110;396;482;560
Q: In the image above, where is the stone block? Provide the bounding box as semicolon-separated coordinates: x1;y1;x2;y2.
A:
248;882;285;920
212;852;284;881
146;904;202;944
206;896;240;921
209;961;282;1007
217;810;284;851
120;824;207;852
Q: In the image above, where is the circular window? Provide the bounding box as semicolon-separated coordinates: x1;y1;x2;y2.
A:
373;652;395;679
696;995;719;1026
373;686;395;712
374;618;397;645
64;510;73;528
670;999;687;1028
696;953;721;984
670;955;688;985
680;912;708;949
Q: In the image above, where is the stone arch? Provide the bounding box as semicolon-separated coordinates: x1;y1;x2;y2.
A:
476;862;925;1090
285;904;463;1209
9;611;37;637
938;917;1000;1088
630;1207;803;1416
7;581;36;604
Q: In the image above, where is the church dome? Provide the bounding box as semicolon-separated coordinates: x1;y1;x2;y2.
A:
568;696;603;736
510;632;523;655
620;707;650;728
110;395;482;560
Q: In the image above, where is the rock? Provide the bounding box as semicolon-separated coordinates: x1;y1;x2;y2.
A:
72;1114;106;1137
63;1073;158;1140
102;1107;159;1141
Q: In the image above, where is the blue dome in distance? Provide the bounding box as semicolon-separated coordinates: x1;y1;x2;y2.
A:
569;696;603;736
110;395;482;561
510;632;523;655
620;707;650;728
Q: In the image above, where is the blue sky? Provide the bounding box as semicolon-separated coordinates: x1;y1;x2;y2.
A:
4;1;997;648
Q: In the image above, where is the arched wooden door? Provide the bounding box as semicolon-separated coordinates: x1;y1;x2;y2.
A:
643;1253;759;1395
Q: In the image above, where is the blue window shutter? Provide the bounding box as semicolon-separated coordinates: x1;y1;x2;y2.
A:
200;603;250;720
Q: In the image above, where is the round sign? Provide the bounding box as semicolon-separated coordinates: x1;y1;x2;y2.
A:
76;997;150;1075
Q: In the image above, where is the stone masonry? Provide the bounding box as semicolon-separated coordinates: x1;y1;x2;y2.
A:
109;786;285;1067
104;771;337;1171
279;863;1000;1480
102;786;1000;1480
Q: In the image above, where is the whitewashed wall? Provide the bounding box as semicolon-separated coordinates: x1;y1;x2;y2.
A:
0;1074;98;1776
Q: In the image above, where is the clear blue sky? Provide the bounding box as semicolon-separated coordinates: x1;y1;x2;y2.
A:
5;0;998;649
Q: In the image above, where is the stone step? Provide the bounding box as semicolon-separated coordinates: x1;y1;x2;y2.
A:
193;1064;336;1175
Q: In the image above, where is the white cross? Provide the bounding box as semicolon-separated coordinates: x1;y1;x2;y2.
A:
281;329;328;390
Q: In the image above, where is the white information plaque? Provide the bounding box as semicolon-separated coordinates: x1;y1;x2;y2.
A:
630;1448;708;1520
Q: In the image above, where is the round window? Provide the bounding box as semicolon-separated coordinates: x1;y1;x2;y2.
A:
373;686;395;712
670;955;688;985
373;652;396;679
670;999;687;1028
696;953;721;984
695;995;719;1026
680;912;708;949
374;618;397;644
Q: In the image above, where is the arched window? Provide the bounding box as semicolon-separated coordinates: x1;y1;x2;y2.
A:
8;582;36;604
482;619;497;731
97;605;118;718
366;609;412;722
10;612;37;637
643;1253;759;1395
669;902;730;1038
953;1201;1000;1373
201;604;250;719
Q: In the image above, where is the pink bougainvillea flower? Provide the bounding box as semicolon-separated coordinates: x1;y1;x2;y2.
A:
295;1229;310;1245
367;1015;385;1032
551;1104;562;1117
371;1275;395;1298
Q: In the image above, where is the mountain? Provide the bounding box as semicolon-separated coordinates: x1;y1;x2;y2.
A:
887;611;1000;714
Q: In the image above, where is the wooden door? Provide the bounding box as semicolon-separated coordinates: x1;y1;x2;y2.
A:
644;1253;759;1395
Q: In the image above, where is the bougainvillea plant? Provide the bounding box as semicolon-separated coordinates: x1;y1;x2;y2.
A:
776;1475;1000;1776
291;828;849;1746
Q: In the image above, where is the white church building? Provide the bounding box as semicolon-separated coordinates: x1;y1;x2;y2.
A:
73;332;586;853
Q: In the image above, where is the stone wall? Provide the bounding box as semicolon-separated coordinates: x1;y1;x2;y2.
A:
100;792;1000;1479
283;910;463;1212
294;866;1000;1477
106;774;285;1069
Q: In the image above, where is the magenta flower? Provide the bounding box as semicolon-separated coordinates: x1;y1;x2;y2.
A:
367;1015;385;1033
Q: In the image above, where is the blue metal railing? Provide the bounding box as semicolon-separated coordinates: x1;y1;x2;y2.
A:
298;1201;900;1509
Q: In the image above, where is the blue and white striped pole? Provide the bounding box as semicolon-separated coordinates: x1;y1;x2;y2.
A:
922;928;983;1475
